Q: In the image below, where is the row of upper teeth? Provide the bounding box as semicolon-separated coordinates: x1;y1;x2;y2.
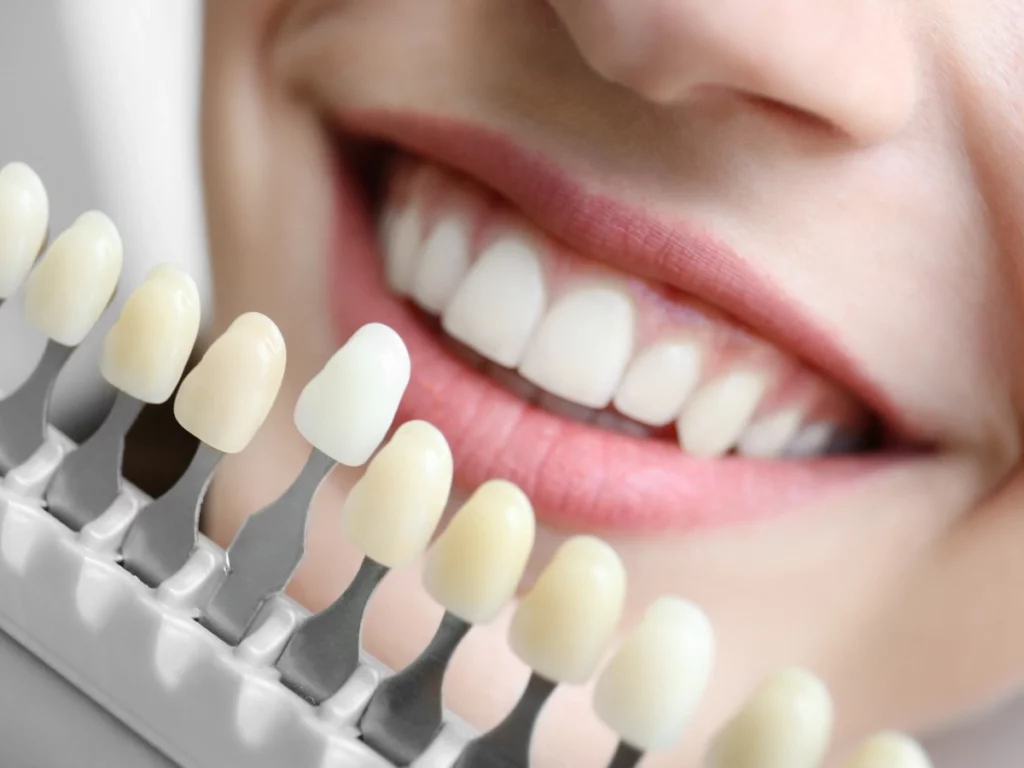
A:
380;190;849;459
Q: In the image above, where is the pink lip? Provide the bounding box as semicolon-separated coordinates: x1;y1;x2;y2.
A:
326;112;914;532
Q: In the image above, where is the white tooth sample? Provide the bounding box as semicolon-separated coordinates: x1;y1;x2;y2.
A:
294;323;410;466
341;420;453;568
593;597;715;751
613;340;703;426
23;211;123;346
737;407;804;458
840;733;932;768
786;422;836;457
411;214;471;313
519;284;636;409
0;162;49;298
100;265;201;404
508;535;626;685
423;479;536;624
705;667;833;768
677;370;767;458
381;204;422;293
441;234;547;368
174;313;286;453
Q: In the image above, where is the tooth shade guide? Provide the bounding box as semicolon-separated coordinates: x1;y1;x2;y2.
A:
0;161;49;300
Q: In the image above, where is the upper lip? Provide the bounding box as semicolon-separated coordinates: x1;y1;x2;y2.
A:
333;109;918;442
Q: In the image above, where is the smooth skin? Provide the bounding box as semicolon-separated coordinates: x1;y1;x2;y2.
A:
200;1;1024;764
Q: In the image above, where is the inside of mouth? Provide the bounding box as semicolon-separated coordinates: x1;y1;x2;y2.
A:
342;137;886;459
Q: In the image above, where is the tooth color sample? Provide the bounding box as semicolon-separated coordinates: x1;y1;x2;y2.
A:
677;370;767;458
412;214;471;313
341;420;453;568
614;340;703;427
508;535;626;685
294;323;411;466
705;667;833;768
441;234;547;368
840;733;932;768
100;264;201;403
173;313;286;453
382;205;422;293
422;479;536;624
519;284;636;409
738;407;804;458
593;597;715;751
24;211;123;346
0;162;49;298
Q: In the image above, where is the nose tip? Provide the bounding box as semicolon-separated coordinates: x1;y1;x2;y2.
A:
546;0;917;142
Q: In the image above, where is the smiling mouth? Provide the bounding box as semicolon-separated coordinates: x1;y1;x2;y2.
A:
325;112;916;531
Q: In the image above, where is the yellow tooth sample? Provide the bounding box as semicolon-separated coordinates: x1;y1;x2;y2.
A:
173;313;286;453
422;480;536;624
593;597;715;751
508;536;626;685
705;667;833;768
24;211;123;345
841;733;932;768
340;420;453;568
100;265;201;403
294;323;411;466
0;162;49;298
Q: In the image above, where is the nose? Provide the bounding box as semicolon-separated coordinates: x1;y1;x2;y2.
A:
545;0;916;142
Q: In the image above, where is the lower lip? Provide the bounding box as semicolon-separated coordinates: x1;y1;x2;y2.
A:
328;157;894;532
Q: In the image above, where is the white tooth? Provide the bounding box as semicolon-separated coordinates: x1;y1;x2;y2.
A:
677;371;767;458
441;234;546;367
100;265;201;404
840;733;932;768
24;211;123;346
785;422;836;457
508;535;626;685
737;407;804;458
613;340;703;426
422;479;536;624
381;204;423;294
593;597;715;752
0;162;49;298
341;420;453;568
705;667;833;768
519;284;635;409
411;214;471;313
173;313;286;453
294;323;410;466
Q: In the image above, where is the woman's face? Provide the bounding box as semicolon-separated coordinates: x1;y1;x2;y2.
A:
201;0;1024;763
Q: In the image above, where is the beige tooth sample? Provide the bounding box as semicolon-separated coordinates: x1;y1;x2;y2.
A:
705;667;833;768
294;323;410;466
173;313;286;453
0;162;49;298
677;370;767;458
614;339;703;426
423;479;536;624
442;234;547;367
412;214;471;313
509;535;626;685
100;265;201;403
840;733;932;768
24;211;123;345
341;420;453;568
519;284;635;409
593;597;715;752
737;407;804;458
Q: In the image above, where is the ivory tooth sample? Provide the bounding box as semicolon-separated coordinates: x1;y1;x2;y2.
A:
455;536;627;768
705;667;834;768
0;162;49;300
0;211;124;474
200;323;411;646
46;265;200;530
276;421;453;705
840;733;932;768
361;480;536;764
120;313;285;587
595;597;716;768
